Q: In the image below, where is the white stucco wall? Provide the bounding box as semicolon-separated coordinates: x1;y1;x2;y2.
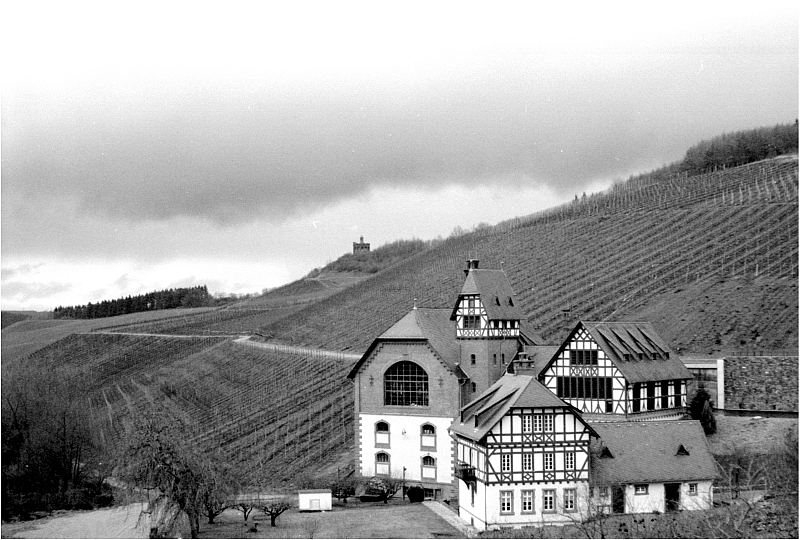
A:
359;413;454;485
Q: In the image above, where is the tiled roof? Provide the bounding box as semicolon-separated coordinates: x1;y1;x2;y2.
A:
523;345;561;378
347;308;465;379
519;321;546;345
590;420;718;484
452;269;525;321
582;321;692;384
449;374;595;441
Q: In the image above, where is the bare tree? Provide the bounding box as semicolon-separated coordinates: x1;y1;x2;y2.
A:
115;410;234;538
260;497;292;527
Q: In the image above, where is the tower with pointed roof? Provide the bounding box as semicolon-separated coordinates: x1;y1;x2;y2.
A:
347;260;538;500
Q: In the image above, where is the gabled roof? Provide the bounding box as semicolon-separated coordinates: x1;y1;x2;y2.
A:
449;374;597;442
590;420;718;484
540;321;692;384
347;308;465;379
450;269;525;321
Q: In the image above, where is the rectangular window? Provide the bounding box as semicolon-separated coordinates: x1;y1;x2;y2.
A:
522;452;533;472
599;486;608;498
522;414;532;433
501;454;511;472
570;350;598;365
632;383;641;413
500;491;513;514
634;484;648;495
463;315;481;329
565;451;575;470
521;490;534;513
646;382;656;411
544;453;554;471
542;489;555;512
533;415;543;432
564;489;576;512
471;484;476;506
688;483;697;495
661;380;670;409
544;414;554;432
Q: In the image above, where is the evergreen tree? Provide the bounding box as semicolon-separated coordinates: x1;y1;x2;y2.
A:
690;387;717;435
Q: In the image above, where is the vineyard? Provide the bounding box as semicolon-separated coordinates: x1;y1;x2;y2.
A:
2;154;797;486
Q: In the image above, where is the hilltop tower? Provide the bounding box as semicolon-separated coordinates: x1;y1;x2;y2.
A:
353;236;370;254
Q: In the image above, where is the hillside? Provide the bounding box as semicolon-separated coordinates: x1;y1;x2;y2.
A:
2;153;797;489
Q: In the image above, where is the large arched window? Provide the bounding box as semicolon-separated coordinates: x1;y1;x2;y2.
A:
384;361;429;406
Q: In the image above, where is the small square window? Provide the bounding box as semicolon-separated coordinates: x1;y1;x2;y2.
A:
634;484;648;495
688;483;697;495
599;486;608;498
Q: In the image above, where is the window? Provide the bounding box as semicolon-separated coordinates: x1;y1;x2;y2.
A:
564;489;576;512
467;298;475;309
661;380;670;409
522;452;533;472
384;361;428;406
632;383;641;413
470;354;476;365
543;414;554;432
544;453;554;471
375;421;390;447
565;451;575;470
422;456;436;479
533;415;543;432
688;483;697;495
463;315;481;329
521;490;534;513
646;382;656;411
471;382;477;393
501;353;506;365
471;484;476;506
522;414;532;433
634;484;648;495
421;424;436;450
500;491;513;514
493;353;497;365
376;452;390;476
501;454;512;472
557;376;614;400
599;486;609;498
570;350;598;365
542;489;555;512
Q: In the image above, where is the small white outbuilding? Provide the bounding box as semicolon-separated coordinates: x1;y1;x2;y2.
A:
297;489;332;512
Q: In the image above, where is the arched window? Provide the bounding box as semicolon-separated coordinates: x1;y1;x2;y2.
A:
384;361;429;406
421;423;436;450
375;452;390;476
375;421;390;447
421;455;436;479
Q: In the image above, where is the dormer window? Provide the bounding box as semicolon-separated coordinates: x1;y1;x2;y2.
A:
676;444;690;456
508;297;514;306
495;296;501;306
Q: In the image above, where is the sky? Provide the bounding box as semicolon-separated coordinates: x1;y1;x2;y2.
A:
1;2;798;312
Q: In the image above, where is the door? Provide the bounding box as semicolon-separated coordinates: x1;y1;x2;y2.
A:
310;499;320;510
612;486;625;514
665;483;681;512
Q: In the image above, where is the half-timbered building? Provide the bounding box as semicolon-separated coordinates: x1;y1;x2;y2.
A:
536;321;693;421
450;373;598;530
348;260;537;500
589;421;717;513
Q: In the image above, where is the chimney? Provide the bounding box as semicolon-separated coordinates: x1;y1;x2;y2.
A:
464;259;480;276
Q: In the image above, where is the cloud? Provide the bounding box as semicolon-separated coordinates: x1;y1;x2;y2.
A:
1;263;45;281
2;281;73;304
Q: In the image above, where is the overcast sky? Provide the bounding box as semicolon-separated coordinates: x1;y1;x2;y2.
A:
2;2;797;311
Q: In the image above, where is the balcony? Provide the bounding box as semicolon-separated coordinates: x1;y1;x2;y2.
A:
455;462;477;484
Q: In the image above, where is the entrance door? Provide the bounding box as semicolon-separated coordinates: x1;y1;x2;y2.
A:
665;483;681;512
612;486;625;514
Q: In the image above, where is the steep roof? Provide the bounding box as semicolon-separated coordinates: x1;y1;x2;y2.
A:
539;321;692;384
523;345;561;378
347;308;465;379
590;420;718;484
449;374;597;441
451;269;525;321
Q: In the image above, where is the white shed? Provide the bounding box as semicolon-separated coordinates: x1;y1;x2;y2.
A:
298;489;332;512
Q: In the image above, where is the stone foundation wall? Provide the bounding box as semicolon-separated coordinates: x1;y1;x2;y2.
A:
724;356;798;411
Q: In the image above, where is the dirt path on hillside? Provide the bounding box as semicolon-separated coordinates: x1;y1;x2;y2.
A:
2;504;150;538
233;336;362;360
